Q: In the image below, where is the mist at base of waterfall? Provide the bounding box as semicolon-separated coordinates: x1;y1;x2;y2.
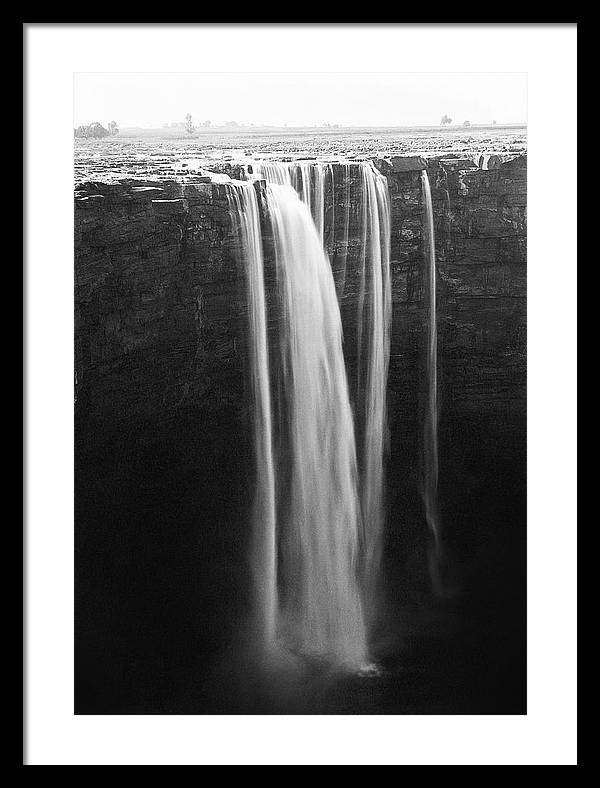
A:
182;583;524;715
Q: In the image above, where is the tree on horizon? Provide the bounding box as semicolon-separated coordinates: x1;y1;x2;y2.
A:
74;121;110;139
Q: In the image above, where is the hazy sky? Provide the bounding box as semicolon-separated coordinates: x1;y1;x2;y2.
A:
74;72;527;128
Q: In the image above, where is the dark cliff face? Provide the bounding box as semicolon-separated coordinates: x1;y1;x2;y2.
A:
75;180;243;427
75;159;526;431
382;158;526;610
74;157;526;714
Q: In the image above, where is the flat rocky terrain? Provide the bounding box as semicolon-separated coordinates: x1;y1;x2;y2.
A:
74;125;526;184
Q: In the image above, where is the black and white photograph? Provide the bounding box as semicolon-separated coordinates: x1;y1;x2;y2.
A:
74;71;528;715
24;24;577;765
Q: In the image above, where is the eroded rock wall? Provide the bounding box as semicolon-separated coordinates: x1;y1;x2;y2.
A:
75;180;244;430
74;158;526;711
386;157;526;424
75;159;526;435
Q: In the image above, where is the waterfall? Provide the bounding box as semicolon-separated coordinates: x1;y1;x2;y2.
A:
421;171;442;586
253;161;327;245
355;162;392;613
230;159;392;667
252;159;391;624
225;181;277;650
266;183;368;668
228;175;368;669
334;162;352;300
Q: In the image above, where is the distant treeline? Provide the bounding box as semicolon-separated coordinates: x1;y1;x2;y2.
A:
74;121;119;139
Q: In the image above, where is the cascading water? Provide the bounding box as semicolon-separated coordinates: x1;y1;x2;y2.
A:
228;160;392;669
355;162;392;614
251;159;391;626
266;183;368;668
225;181;278;650
253;161;329;246
421;171;442;590
333;162;351;301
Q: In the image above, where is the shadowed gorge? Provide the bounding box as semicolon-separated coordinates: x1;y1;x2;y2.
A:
75;147;526;714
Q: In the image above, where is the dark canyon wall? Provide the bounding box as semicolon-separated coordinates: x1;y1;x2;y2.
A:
75;157;526;432
74;156;526;712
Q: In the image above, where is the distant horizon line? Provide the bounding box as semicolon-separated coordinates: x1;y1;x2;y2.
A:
77;121;528;131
